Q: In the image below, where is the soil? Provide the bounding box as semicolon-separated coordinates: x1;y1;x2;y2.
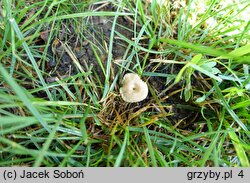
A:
41;3;133;84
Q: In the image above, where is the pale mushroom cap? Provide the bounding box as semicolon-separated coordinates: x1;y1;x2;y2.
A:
120;73;148;103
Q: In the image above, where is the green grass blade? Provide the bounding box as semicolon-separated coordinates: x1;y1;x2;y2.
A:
143;127;157;167
213;80;249;132
0;137;39;157
232;99;250;109
190;63;222;82
0;158;35;166
0;63;51;132
9;18;53;100
159;38;250;64
33;121;60;167
159;37;228;57
59;138;86;167
229;44;250;57
199;122;222;166
228;131;250;167
101;1;124;101
224;121;250;167
114;128;129;167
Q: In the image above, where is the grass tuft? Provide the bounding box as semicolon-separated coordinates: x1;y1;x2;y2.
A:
0;0;249;167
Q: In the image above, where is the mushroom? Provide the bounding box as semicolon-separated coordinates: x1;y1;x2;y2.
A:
120;73;148;103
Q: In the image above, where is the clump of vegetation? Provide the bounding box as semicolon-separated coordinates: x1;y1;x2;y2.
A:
0;0;249;167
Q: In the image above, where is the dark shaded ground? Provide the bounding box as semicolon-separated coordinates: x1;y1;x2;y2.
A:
40;3;132;84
